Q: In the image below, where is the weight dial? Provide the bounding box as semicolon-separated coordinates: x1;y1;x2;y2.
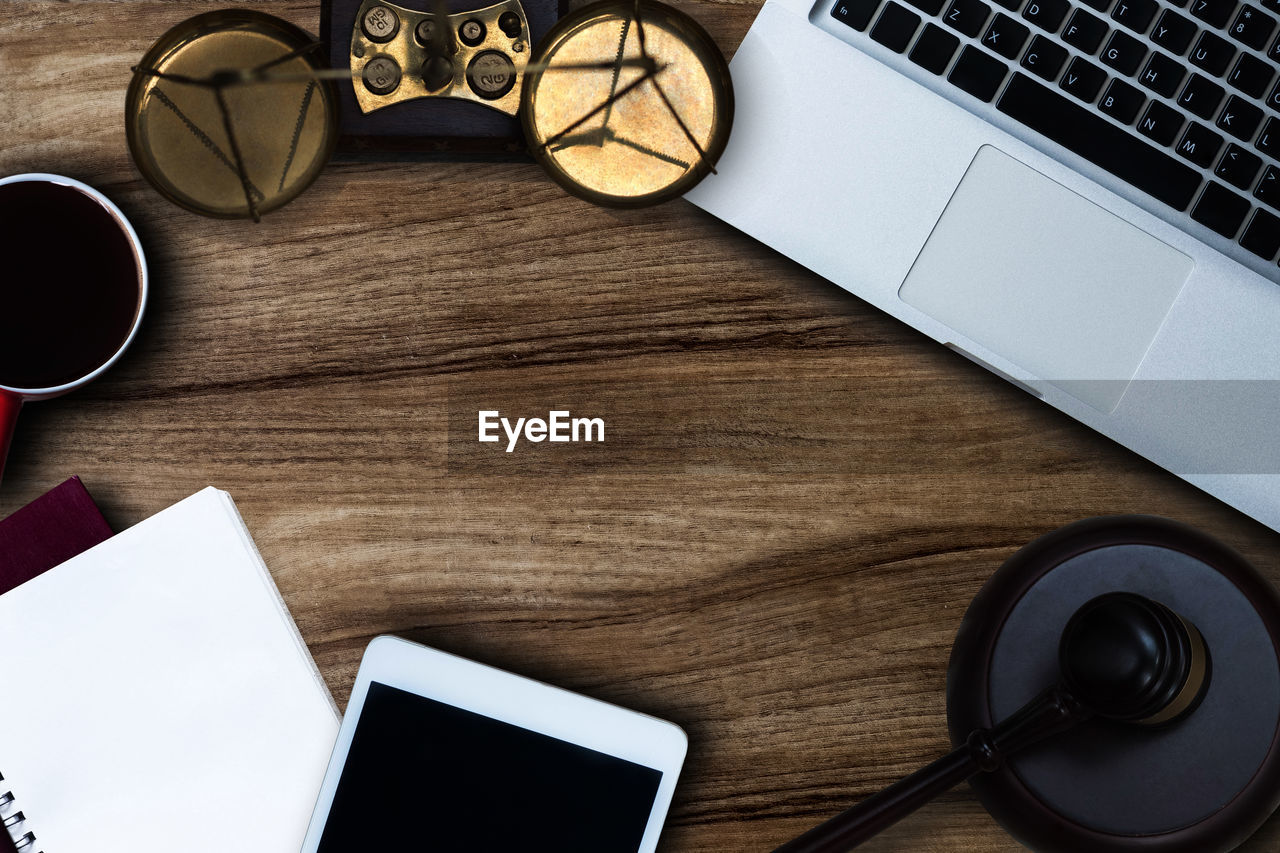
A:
350;0;530;116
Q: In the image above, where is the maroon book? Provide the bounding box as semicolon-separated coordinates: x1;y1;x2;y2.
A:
0;477;113;596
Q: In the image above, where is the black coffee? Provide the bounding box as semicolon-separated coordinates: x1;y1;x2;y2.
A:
0;181;141;390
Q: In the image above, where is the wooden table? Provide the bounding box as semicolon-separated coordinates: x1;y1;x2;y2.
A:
5;1;1280;850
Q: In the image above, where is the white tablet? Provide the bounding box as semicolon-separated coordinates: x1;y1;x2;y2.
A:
300;635;688;852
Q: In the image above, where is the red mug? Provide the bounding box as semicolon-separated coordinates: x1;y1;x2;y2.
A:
0;174;149;482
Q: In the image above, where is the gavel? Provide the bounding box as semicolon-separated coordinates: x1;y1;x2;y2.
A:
774;592;1212;853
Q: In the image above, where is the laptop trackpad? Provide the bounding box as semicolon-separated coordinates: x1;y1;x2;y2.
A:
898;146;1193;413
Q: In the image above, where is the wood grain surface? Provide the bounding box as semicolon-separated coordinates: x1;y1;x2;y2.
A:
4;2;1280;850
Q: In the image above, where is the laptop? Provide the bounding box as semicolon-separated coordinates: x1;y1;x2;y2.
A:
688;0;1280;531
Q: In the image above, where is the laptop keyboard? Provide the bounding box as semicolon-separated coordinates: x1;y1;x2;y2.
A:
830;0;1280;269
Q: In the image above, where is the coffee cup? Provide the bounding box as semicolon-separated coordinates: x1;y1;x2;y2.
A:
0;174;149;482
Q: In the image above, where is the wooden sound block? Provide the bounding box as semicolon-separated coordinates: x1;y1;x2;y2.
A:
947;516;1280;853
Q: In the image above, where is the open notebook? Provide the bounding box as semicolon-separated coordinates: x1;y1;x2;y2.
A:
0;488;340;853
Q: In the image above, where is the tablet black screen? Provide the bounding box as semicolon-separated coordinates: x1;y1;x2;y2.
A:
315;681;665;851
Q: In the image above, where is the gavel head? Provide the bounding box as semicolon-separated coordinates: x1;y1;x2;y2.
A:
1058;592;1211;726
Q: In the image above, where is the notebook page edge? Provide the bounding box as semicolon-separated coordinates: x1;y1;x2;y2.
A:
210;488;341;721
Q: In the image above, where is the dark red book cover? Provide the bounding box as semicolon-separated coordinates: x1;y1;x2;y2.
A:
0;477;114;596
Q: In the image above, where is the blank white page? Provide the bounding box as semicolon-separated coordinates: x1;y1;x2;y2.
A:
0;488;340;852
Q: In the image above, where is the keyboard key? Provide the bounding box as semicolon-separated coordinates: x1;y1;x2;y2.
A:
1191;0;1239;28
1063;9;1109;50
1217;94;1263;139
1179;74;1226;118
832;0;880;30
1258;116;1280;153
1112;0;1159;31
1268;78;1280;110
992;0;1023;10
1140;52;1186;96
945;0;993;35
1022;34;1069;77
1256;163;1280;206
1228;53;1274;97
1228;5;1276;49
1190;31;1237;77
949;45;1009;100
1192;181;1251;236
1080;0;1113;12
905;0;947;15
1152;9;1198;54
1177;121;1225;165
997;73;1203;209
1022;0;1070;30
1062;56;1109;100
1239;208;1280;259
872;2;923;51
1138;99;1186;144
1215;143;1263;188
1101;30;1148;75
1101;77;1147;120
910;22;961;73
983;13;1032;57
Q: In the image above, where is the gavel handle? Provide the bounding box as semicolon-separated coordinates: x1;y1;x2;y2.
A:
772;686;1086;853
773;744;979;853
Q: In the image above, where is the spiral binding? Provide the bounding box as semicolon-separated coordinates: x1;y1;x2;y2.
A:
0;773;41;853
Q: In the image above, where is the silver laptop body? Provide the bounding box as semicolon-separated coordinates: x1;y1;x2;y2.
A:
688;0;1280;530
